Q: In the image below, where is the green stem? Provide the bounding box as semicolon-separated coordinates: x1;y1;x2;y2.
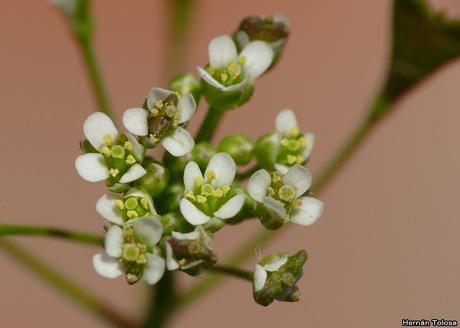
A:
142;271;176;328
176;94;390;308
195;107;226;143
208;265;253;281
0;224;103;245
78;40;115;119
0;239;136;328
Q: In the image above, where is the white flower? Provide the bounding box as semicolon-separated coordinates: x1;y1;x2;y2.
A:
96;188;156;225
248;164;323;226
123;88;196;157
253;254;288;292
273;109;315;174
75;112;146;184
197;35;274;92
179;152;245;226
92;216;165;285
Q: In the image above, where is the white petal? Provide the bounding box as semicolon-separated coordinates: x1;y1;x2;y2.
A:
208;35;238;68
125;188;156;215
83;112;118;150
274;163;289;174
213;194;245;219
302;132;315;159
263;196;286;218
75;153;108;182
119;164;146;183
171;230;200;241
263;255;288;272
177;93;196;124
96;194;123;224
240;41;274;80
180;198;210;225
184;161;203;191
125;216;163;247
165;242;179;270
125;133;145;162
92;253;123;279
247;169;271;202
104;226;123;258
253;264;267;292
275;109;298;135
205;152;236;187
162;127;194;157
122;108;148;136
282;165;312;197
197;67;247;92
143;254;166;284
290;197;324;226
146;87;172;109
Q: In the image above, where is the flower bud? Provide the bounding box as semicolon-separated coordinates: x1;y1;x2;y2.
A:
155;182;184;214
191;142;217;170
133;160;169;197
163;152;191;177
166;227;218;276
170;73;202;104
234;14;289;69
218;134;253;165
254;133;280;170
159;212;192;236
253;250;307;306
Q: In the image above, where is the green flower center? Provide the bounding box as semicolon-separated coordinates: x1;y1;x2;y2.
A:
267;172;301;212
185;170;235;216
99;134;138;186
115;196;151;221
206;57;246;87
119;227;150;285
276;130;309;166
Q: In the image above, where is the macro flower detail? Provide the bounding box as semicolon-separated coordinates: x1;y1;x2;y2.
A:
253;250;308;306
75;112;146;188
179;152;245;228
255;109;314;173
96;188;156;225
165;227;218;276
92;216;165;285
123;87;196;157
248;164;323;229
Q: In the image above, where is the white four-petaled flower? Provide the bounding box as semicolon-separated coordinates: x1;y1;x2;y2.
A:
248;164;323;226
123;88;196;157
92;216;165;284
180;152;245;226
197;35;274;92
75;112;146;183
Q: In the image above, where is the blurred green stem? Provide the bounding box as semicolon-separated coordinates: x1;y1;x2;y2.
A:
176;93;391;308
208;265;253;281
0;239;136;328
0;224;103;245
195;107;226;142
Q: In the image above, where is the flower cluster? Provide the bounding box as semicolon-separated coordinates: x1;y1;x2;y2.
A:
74;14;324;306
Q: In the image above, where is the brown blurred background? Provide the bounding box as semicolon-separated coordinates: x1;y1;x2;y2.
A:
1;0;460;327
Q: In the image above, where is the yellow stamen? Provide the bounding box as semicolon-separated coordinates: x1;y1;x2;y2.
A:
150;108;159;116
115;200;125;210
194;176;204;188
206;170;216;182
288;127;299;138
103;135;113;146
124;141;133;151
100;146;111;156
140;198;149;210
287;155;297;165
299;137;308;147
155;100;164;109
127;210;138;219
196;195;207;203
109;168;119;177
125;155;136;165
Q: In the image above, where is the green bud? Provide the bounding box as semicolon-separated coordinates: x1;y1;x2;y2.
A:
201;80;254;110
170;73;202;104
255;199;285;230
254;250;307;307
163;152;190;178
254;133;280;170
234;14;289;70
191;142;217;170
159;212;192;236
167;228;218;276
218;134;253;165
107;182;130;193
134;161;169;198
202;217;225;234
155;182;184;214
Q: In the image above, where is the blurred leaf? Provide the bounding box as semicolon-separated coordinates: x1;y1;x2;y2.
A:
374;0;460;118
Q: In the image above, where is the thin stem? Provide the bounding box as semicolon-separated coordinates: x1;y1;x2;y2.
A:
0;239;137;328
176;94;390;308
0;224;103;245
78;40;115;119
142;271;176;328
195;107;226;143
208;265;253;281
